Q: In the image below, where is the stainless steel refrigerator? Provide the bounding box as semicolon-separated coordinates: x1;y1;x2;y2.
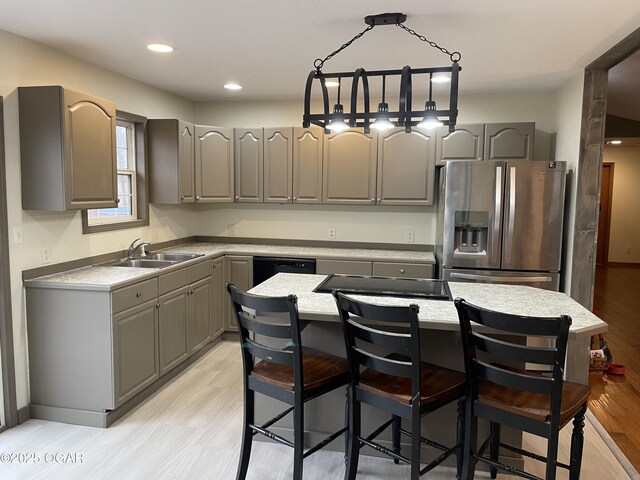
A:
437;160;566;291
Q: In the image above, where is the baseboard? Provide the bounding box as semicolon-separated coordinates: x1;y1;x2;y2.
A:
222;331;239;341
17;405;30;424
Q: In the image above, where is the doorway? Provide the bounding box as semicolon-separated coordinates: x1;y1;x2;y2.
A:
596;163;614;266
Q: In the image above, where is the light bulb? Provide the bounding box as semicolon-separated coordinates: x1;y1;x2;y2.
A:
417;118;443;130
371;118;394;131
327;120;350;132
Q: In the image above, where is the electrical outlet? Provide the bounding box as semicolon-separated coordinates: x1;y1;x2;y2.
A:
13;225;23;244
41;246;51;264
328;227;336;239
627;247;632;254
228;224;236;236
406;229;415;243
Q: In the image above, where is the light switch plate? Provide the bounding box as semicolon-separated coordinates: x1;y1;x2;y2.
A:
41;246;51;264
13;225;23;244
406;229;415;243
328;227;336;239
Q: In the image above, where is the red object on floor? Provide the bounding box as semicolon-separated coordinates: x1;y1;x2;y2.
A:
606;363;625;375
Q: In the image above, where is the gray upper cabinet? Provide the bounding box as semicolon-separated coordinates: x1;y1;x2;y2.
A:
264;127;293;203
18;86;117;211
195;125;234;203
235;128;264;202
435;124;485;166
293;127;323;204
377;128;436;206
148;119;196;204
323;129;377;205
484;122;534;161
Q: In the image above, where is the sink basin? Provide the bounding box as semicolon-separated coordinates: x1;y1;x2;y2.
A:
143;252;204;262
109;259;176;269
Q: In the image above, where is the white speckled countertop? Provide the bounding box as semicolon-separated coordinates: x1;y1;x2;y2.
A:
23;242;435;291
248;273;607;339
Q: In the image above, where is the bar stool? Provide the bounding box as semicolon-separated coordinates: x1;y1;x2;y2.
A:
333;291;466;480
454;298;591;480
227;283;349;480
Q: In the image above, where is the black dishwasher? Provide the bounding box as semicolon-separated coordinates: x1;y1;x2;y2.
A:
253;257;316;286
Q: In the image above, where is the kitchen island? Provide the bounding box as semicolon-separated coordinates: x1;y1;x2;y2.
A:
247;273;607;468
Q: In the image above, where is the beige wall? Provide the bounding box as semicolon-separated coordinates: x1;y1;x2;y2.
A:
603;145;640;263
0;29;197;409
194;91;557;245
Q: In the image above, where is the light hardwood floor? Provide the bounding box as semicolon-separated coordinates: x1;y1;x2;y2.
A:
590;264;640;471
0;341;633;480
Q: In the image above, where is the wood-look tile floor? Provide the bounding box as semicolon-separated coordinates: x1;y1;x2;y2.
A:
590;264;640;471
0;341;633;480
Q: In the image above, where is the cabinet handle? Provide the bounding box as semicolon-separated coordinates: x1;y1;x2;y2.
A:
478;157;482;160
196;195;201;200
116;198;121;204
400;269;405;274
377;198;381;202
136;292;142;298
293;196;297;200
287;196;291;200
156;303;160;309
371;198;375;202
235;195;239;200
181;195;185;200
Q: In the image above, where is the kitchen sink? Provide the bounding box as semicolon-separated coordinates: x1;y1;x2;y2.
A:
108;259;176;269
143;252;204;262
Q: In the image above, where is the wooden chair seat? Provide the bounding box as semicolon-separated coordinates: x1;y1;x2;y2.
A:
359;362;466;406
477;379;591;424
251;347;348;392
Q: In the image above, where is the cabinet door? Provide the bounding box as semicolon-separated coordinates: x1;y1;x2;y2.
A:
293;127;323;204
113;300;159;406
158;287;189;375
264;127;293;203
377;128;436;205
195;125;234;203
435;124;484;166
63;89;117;209
316;259;373;276
211;258;225;339
235;128;263;202
189;276;212;354
323;129;377;204
484;123;534;161
224;256;254;332
178;121;195;203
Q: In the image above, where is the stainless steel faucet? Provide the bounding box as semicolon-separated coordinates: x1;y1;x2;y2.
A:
127;238;151;258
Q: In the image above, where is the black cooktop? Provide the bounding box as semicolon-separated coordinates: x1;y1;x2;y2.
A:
313;274;452;300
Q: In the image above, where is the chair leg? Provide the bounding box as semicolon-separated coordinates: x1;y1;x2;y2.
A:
344;389;360;480
490;421;501;479
410;407;421;480
392;414;401;465
293;396;304;480
236;389;254;480
344;386;350;464
456;398;464;480
545;429;559;480
569;405;587;480
461;399;477;480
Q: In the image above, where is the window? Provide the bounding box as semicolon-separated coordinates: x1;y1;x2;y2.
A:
82;111;149;233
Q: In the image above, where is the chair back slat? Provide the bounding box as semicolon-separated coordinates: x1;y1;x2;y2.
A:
354;348;413;379
474;360;554;395
227;283;293;313
243;338;294;366
471;332;557;366
461;302;564;336
348;319;412;352
238;310;292;339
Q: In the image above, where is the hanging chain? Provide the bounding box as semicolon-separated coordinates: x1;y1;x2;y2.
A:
314;24;374;71
396;23;461;63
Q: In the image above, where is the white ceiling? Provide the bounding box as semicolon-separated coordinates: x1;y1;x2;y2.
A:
1;1;640;101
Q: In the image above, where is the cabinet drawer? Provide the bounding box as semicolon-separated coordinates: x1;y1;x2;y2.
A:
189;260;212;283
372;262;433;279
159;267;190;296
316;259;372;276
112;278;159;314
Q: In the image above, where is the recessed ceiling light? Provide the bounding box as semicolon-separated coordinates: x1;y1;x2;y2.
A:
147;43;174;53
325;81;340;87
224;83;243;91
609;140;622;145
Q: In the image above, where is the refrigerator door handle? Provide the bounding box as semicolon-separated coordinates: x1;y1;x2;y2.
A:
449;272;554;283
493;165;503;264
505;166;517;264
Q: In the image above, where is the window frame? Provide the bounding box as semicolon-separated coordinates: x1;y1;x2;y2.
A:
82;110;149;234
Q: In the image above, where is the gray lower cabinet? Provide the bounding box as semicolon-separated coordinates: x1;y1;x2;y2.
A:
158;287;189;376
484;122;534;161
148;119;196;203
224;255;253;331
18;86;117;211
293;127;323;204
211;257;225;338
323;129;377;205
316;259;373;276
114;299;160;405
235;128;264;202
189;276;212;353
195;125;235;203
435;124;485;166
371;262;434;279
376;128;436;205
264;127;293;203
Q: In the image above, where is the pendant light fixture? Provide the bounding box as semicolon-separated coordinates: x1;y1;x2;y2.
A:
303;13;461;134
